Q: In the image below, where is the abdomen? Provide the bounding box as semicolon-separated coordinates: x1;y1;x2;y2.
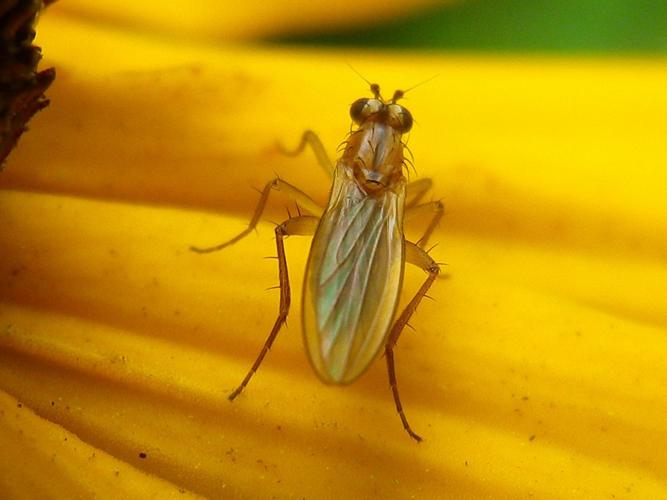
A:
301;166;406;384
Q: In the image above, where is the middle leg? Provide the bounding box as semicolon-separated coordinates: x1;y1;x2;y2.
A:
190;178;322;253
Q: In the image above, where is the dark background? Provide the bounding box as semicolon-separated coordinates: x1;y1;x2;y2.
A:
271;0;667;53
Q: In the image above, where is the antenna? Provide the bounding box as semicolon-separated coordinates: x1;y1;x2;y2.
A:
396;74;440;99
346;62;383;100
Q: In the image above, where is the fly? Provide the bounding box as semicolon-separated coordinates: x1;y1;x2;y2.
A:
191;83;443;441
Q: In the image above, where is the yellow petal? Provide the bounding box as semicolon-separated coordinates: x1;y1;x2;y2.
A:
1;13;667;499
52;0;447;40
0;390;202;498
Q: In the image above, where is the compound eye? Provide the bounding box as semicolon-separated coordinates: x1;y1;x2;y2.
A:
350;98;382;124
388;104;413;133
350;98;369;124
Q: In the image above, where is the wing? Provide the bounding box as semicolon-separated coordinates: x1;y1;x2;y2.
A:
302;165;406;384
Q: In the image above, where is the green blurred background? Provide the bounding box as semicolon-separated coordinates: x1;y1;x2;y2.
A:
273;0;667;53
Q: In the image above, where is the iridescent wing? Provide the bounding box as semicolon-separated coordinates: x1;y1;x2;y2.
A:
302;165;406;383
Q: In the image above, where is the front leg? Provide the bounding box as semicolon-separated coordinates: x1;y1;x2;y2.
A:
278;129;334;177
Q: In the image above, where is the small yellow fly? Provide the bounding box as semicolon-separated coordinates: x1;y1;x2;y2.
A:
192;83;443;441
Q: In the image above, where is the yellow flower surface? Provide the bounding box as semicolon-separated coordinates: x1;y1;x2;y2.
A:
1;8;667;499
52;0;445;39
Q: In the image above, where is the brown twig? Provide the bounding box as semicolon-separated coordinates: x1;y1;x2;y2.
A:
0;0;56;168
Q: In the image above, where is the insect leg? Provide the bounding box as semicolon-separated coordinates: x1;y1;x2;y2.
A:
228;215;319;401
385;241;440;442
405;178;433;208
190;178;323;253
405;200;444;248
278;130;334;177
